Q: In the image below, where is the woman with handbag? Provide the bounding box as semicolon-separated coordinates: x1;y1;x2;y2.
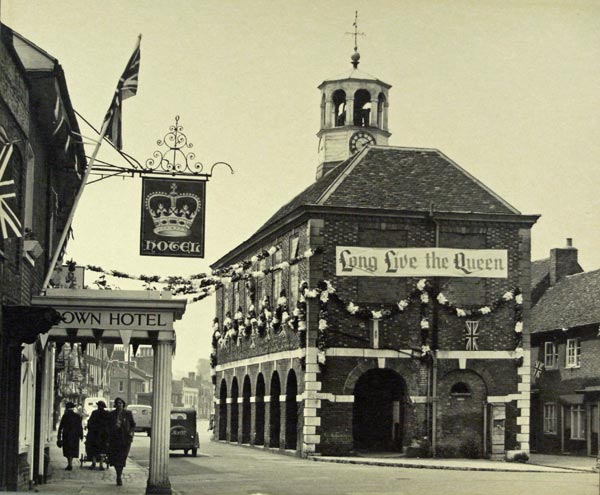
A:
107;397;136;486
57;401;84;471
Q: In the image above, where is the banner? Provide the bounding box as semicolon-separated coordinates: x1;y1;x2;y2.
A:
336;246;508;278
140;178;206;258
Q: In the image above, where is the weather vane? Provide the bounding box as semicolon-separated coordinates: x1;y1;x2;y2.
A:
346;10;366;68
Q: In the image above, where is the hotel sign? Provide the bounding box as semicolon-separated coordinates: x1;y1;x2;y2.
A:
55;309;174;331
336;247;508;278
140;178;206;258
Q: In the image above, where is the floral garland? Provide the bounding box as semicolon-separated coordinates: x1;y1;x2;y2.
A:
76;246;321;303
209;278;525;379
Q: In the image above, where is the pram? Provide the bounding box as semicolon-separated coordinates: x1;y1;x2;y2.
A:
79;433;108;469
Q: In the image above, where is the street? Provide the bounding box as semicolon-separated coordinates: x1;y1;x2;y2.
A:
127;421;598;495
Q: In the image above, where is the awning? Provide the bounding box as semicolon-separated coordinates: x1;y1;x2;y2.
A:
575;386;600;394
559;394;584;405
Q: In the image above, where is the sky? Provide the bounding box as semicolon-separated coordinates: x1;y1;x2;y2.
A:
3;0;600;378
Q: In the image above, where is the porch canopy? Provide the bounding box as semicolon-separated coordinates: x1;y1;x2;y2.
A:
31;288;187;495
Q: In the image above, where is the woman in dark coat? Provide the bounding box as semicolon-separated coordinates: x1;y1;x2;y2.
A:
107;397;136;486
85;400;110;470
57;401;83;470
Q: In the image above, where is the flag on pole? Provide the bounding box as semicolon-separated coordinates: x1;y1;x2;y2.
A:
0;128;22;239
533;360;545;382
102;35;141;150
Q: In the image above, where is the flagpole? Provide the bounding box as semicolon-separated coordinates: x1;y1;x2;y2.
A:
41;118;110;290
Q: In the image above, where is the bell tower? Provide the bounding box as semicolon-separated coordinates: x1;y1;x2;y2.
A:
316;12;391;180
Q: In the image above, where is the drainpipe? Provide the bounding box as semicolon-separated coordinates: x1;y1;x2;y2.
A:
429;203;439;457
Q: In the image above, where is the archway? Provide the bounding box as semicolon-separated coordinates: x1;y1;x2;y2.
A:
255;373;265;445
241;375;252;444
218;379;227;440
269;371;281;448
353;368;406;451
230;377;239;442
285;369;298;450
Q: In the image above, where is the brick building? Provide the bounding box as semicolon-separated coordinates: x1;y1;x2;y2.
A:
210;51;539;458
530;239;600;456
0;25;85;490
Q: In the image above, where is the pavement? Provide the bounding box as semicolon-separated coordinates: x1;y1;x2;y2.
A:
33;440;598;494
35;438;149;494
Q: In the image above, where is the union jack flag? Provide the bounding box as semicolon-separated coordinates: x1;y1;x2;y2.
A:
464;320;479;351
0;128;22;239
103;35;141;150
533;360;545;381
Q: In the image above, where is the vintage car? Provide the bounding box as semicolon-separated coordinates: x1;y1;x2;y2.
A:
129;404;152;436
170;408;199;456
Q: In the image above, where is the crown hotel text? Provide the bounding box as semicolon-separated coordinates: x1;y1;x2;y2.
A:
336;247;508;278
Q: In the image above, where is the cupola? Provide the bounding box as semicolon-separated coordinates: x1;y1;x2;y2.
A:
316;19;391;180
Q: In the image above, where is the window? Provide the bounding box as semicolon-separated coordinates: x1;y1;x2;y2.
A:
544;341;558;369
289;236;300;309
118;380;125;392
272;248;282;302
543;403;557;434
450;382;471;397
570;405;585;440
566;339;581;368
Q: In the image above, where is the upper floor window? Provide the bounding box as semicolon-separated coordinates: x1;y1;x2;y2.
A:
543;403;557;434
289;236;300;309
272;247;282;303
570;405;585;440
566;339;581;368
544;341;558;369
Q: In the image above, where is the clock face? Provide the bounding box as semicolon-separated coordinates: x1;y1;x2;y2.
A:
349;131;376;153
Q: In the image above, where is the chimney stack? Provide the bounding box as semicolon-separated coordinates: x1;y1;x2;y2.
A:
549;238;581;285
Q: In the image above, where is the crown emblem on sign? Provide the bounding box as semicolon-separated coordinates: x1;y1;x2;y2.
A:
145;183;200;237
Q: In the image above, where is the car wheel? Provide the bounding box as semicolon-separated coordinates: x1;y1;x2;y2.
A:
184;449;188;456
147;429;151;437
191;449;197;457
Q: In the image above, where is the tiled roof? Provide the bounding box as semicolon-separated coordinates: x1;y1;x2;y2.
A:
261;147;518;232
530;269;600;333
531;258;550;290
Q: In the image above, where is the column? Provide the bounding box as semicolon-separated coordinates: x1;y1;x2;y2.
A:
146;341;173;495
345;98;354;126
370;99;379;128
324;100;333;128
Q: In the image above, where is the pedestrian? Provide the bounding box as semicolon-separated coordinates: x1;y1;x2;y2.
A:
107;397;136;486
57;401;83;471
85;400;110;470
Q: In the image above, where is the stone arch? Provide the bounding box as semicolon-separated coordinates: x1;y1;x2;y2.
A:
254;373;266;445
284;369;298;450
343;359;378;395
377;92;387;129
437;369;488;457
353;89;371;126
241;375;252;444
230;377;239;443
332;89;346;127
218;378;227;440
269;371;281;448
353;368;407;452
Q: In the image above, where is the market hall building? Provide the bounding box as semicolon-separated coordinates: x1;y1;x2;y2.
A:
210;50;539;459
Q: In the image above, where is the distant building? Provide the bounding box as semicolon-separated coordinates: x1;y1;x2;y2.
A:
530;239;599;456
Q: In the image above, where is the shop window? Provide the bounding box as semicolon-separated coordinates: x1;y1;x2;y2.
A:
544;341;558;369
566;339;581;368
570;405;585;440
543;403;557;434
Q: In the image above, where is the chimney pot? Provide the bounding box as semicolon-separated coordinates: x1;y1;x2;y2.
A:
566;238;573;247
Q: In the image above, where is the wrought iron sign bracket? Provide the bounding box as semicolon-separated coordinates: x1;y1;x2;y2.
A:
87;116;233;184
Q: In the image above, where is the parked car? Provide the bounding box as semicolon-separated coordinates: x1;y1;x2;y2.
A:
170;408;199;456
129;404;152;436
